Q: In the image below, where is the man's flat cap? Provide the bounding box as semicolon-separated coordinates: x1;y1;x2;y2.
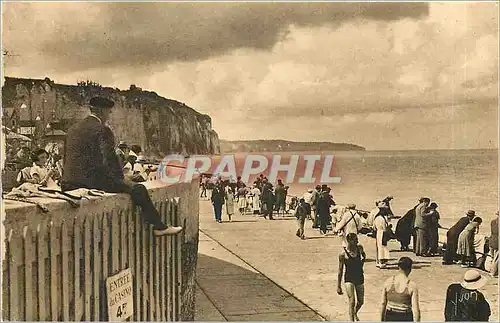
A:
89;97;114;108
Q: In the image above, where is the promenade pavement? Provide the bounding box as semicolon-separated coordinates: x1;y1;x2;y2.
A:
195;199;498;321
195;228;324;321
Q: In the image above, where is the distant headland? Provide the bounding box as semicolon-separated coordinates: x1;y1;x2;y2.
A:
220;139;365;153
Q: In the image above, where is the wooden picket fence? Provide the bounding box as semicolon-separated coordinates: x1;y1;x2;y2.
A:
2;198;183;321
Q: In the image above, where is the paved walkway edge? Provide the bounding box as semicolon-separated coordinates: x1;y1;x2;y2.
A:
200;228;327;321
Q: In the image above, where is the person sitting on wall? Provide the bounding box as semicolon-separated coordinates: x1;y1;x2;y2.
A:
61;96;182;237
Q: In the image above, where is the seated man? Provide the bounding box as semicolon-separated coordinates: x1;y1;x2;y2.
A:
61;96;182;237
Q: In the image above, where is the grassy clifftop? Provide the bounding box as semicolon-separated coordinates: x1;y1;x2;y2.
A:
220;139;365;153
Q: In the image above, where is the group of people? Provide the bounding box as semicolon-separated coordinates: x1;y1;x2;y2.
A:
202;174;292;222
337;234;491;322
204;181;496;322
114;141;158;183
288;191;496;321
395;197;442;256
443;210;498;273
299;196;495;322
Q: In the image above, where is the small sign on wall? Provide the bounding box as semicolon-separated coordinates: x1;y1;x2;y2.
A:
18;126;35;135
106;268;134;321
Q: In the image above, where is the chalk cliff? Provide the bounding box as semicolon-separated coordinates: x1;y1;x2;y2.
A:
2;77;220;155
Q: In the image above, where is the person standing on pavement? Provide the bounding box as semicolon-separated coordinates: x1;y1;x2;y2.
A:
294;198;308;239
303;189;314;220
225;185;235;222
414;198;431;256
200;175;208;198
211;183;225;223
425;202;441;255
261;182;275;220
374;202;392;269
62;97;182;237
317;186;333;235
311;185;321;228
250;183;261;215
380;257;421;322
337;233;366;321
274;179;286;215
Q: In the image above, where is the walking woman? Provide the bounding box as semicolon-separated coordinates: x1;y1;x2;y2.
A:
225;186;235;222
457;216;483;268
337;233;366;321
380;257;421;322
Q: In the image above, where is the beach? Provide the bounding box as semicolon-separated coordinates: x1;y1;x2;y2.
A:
267;149;499;228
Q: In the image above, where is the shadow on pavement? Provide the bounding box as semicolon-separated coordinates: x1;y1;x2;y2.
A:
305;235;338;240
195;254;325;321
220;220;258;223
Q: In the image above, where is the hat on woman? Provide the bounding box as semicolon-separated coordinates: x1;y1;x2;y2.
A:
466;210;476;217
461;270;488;290
377;201;389;208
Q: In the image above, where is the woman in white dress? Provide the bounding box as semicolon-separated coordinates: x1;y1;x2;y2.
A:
225;186;235;221
374;202;391;269
251;184;261;215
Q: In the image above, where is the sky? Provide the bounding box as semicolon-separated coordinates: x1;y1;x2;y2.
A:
2;1;499;150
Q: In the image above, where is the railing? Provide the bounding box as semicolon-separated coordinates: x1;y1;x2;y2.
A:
2;193;186;321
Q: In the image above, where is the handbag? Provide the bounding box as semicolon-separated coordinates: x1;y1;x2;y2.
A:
376;214;394;246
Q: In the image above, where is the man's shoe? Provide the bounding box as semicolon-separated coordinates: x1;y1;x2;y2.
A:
154;226;183;237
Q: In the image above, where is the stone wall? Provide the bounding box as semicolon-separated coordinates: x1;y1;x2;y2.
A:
2;77;220;155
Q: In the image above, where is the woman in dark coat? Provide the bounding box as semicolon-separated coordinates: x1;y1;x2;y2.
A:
426;202;441;255
396;206;417;251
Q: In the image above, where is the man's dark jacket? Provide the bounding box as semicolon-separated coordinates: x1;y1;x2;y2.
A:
62;116;124;191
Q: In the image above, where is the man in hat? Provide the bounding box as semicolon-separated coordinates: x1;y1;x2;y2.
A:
62;96;182;237
443;210;476;265
414;197;431;256
444;269;491;321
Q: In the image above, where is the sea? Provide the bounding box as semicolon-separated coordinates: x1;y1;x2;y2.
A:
252;149;498;228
